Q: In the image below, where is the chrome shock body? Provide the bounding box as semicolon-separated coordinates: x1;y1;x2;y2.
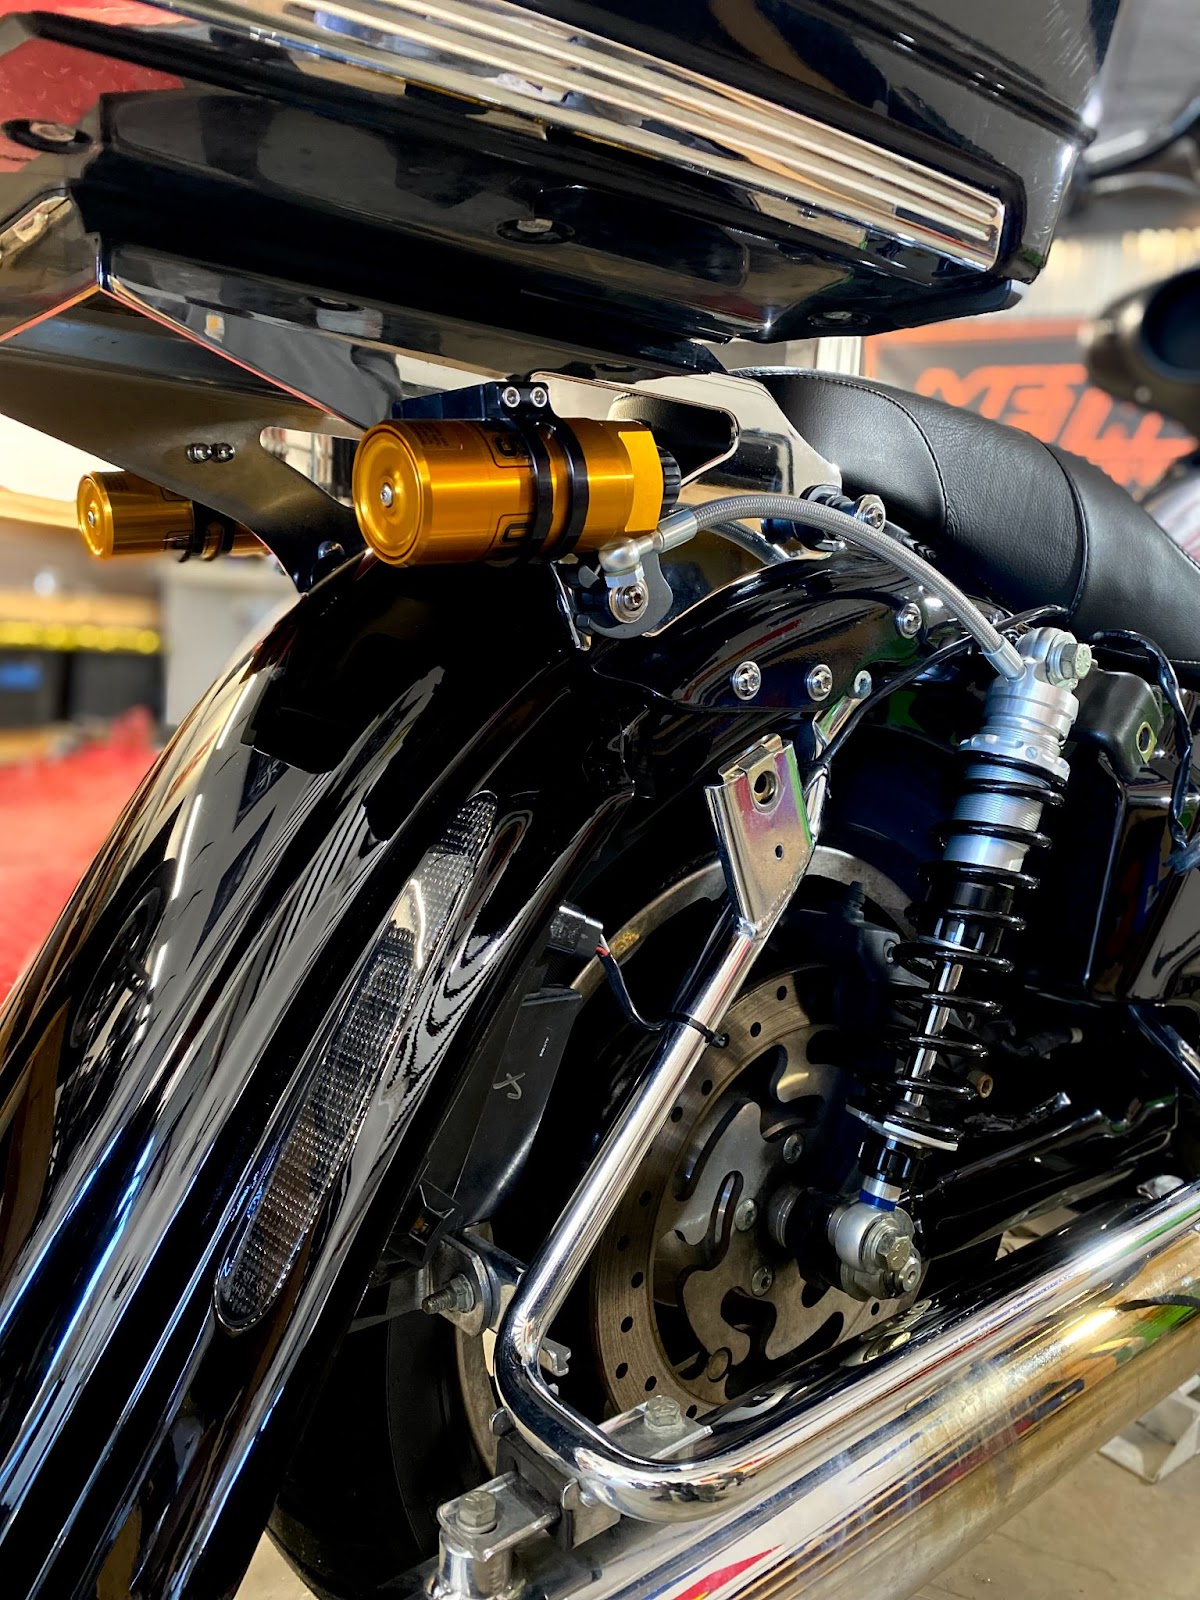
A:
832;628;1093;1299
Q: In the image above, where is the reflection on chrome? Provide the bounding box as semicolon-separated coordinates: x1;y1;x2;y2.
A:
159;0;1005;270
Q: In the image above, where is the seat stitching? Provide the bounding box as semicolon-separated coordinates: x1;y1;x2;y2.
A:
1042;445;1089;612
792;374;949;531
1045;442;1200;603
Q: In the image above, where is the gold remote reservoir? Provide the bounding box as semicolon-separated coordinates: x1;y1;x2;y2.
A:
352;416;666;566
77;472;262;560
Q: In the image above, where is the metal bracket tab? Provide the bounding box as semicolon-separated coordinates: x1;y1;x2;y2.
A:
705;736;814;932
434;1473;558;1600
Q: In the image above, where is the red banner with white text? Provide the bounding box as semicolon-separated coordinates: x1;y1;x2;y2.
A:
865;318;1195;499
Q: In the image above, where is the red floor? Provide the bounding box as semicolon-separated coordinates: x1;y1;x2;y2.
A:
0;721;155;1002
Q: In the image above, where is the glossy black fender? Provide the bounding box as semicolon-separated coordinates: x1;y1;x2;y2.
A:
0;551;923;1597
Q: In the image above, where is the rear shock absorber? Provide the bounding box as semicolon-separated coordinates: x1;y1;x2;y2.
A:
829;627;1093;1301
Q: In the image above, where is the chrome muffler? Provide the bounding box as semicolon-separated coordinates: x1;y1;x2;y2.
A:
472;1184;1200;1600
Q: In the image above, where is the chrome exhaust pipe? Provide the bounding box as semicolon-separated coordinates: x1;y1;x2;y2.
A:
557;1182;1200;1600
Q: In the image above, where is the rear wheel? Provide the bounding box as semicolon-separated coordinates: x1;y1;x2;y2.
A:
270;849;909;1596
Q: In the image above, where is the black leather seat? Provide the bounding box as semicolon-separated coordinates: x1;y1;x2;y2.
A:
756;371;1200;684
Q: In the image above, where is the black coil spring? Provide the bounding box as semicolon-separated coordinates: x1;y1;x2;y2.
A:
861;752;1066;1152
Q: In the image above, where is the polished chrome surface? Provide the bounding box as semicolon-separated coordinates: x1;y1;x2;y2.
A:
510;1184;1200;1600
494;735;816;1512
705;737;813;932
156;0;1005;272
613;372;842;500
497;1178;1200;1536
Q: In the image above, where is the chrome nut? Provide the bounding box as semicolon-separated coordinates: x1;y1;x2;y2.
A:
422;1273;478;1318
643;1393;683;1433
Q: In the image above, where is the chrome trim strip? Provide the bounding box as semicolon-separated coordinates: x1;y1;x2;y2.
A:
158;0;1005;271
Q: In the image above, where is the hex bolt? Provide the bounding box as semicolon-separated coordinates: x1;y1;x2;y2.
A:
186;443;213;464
501;385;523;409
456;1488;499;1534
211;443;236;463
730;659;762;700
895;602;923;638
643;1393;684;1433
422;1273;478;1317
734;1198;758;1233
751;1265;774;1296
880;1232;913;1275
529;384;550;408
782;1132;804;1165
853;670;873;699
806;663;834;701
379;482;394;508
1045;636;1093;687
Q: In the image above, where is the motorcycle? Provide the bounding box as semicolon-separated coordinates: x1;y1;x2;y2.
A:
2;3;1200;1598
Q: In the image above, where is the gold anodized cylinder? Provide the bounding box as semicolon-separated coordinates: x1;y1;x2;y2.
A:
352;416;664;566
77;472;261;560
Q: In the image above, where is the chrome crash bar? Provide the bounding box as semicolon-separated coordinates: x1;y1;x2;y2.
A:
495;731;1200;1527
493;732;825;1520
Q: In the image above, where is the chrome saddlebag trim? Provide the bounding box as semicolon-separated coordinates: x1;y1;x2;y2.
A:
157;0;1005;271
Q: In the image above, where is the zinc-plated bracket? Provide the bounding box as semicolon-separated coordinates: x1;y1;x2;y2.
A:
706;735;813;931
433;1473;557;1600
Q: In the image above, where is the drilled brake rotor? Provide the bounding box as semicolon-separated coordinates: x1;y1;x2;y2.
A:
591;970;900;1417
